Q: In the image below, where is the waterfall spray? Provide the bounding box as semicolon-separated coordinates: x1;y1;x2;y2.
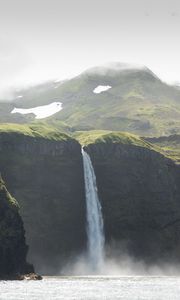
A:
81;147;105;273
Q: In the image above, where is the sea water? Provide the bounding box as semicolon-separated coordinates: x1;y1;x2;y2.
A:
0;276;180;300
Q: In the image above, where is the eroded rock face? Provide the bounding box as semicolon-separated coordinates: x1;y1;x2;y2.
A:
85;143;180;263
0;133;86;275
0;178;33;278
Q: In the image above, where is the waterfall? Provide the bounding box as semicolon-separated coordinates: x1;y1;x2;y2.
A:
81;147;105;272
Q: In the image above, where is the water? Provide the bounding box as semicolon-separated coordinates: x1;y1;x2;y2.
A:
0;276;180;299
81;148;105;272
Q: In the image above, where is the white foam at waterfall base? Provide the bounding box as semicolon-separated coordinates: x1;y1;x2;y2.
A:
11;102;63;119
81;148;105;273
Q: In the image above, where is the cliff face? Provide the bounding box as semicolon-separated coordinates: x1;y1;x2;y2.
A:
0;178;33;278
0;133;86;275
1;127;180;272
85;142;180;263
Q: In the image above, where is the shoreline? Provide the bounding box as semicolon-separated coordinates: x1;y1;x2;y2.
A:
0;273;42;281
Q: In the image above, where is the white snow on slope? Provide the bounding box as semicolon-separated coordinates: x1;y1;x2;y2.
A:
11;102;63;119
93;85;112;94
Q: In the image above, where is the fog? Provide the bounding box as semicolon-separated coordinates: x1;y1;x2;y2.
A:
0;0;179;99
85;62;147;76
61;249;180;277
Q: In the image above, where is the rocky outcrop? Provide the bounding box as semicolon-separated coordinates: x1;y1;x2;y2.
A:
0;178;34;279
85;142;180;263
0;133;86;275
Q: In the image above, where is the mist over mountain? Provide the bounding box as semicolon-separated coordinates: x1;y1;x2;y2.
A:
1;62;179;137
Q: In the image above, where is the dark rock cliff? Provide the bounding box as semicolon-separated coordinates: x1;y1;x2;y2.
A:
0;133;86;275
85;142;180;263
0;178;33;278
1;128;180;273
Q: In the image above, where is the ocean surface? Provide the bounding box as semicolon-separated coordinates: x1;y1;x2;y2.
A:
0;276;180;300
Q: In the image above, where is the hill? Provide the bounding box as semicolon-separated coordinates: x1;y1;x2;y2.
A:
0;62;180;137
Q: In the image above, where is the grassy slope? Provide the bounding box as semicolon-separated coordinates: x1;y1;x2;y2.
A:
74;130;159;150
160;148;180;164
0;123;178;164
11;68;180;137
145;135;180;164
74;130;180;164
52;72;180;136
0;123;73;141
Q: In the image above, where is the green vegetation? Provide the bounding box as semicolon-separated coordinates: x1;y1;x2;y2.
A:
10;66;180;137
75;130;180;164
0;123;73;141
1;123;178;163
0;65;180;137
0;122;179;165
145;135;180;164
74;130;157;149
0;177;32;277
162;148;180;164
0;178;19;209
32;119;73;133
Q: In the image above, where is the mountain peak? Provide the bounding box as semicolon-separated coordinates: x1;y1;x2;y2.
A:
81;62;161;83
83;62;150;75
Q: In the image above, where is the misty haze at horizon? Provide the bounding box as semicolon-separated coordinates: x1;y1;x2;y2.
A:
0;0;179;98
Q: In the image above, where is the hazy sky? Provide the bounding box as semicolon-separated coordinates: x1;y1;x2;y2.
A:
0;0;180;96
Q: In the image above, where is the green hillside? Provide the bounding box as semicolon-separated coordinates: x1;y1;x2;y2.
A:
145;134;180;164
1;63;180;137
74;130;153;148
0;123;72;141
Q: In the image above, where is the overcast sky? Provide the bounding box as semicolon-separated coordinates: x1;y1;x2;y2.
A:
0;0;180;96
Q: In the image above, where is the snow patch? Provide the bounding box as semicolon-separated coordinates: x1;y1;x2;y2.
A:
93;85;112;94
11;102;63;119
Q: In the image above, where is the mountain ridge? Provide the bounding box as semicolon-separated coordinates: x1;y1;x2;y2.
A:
0;62;179;137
